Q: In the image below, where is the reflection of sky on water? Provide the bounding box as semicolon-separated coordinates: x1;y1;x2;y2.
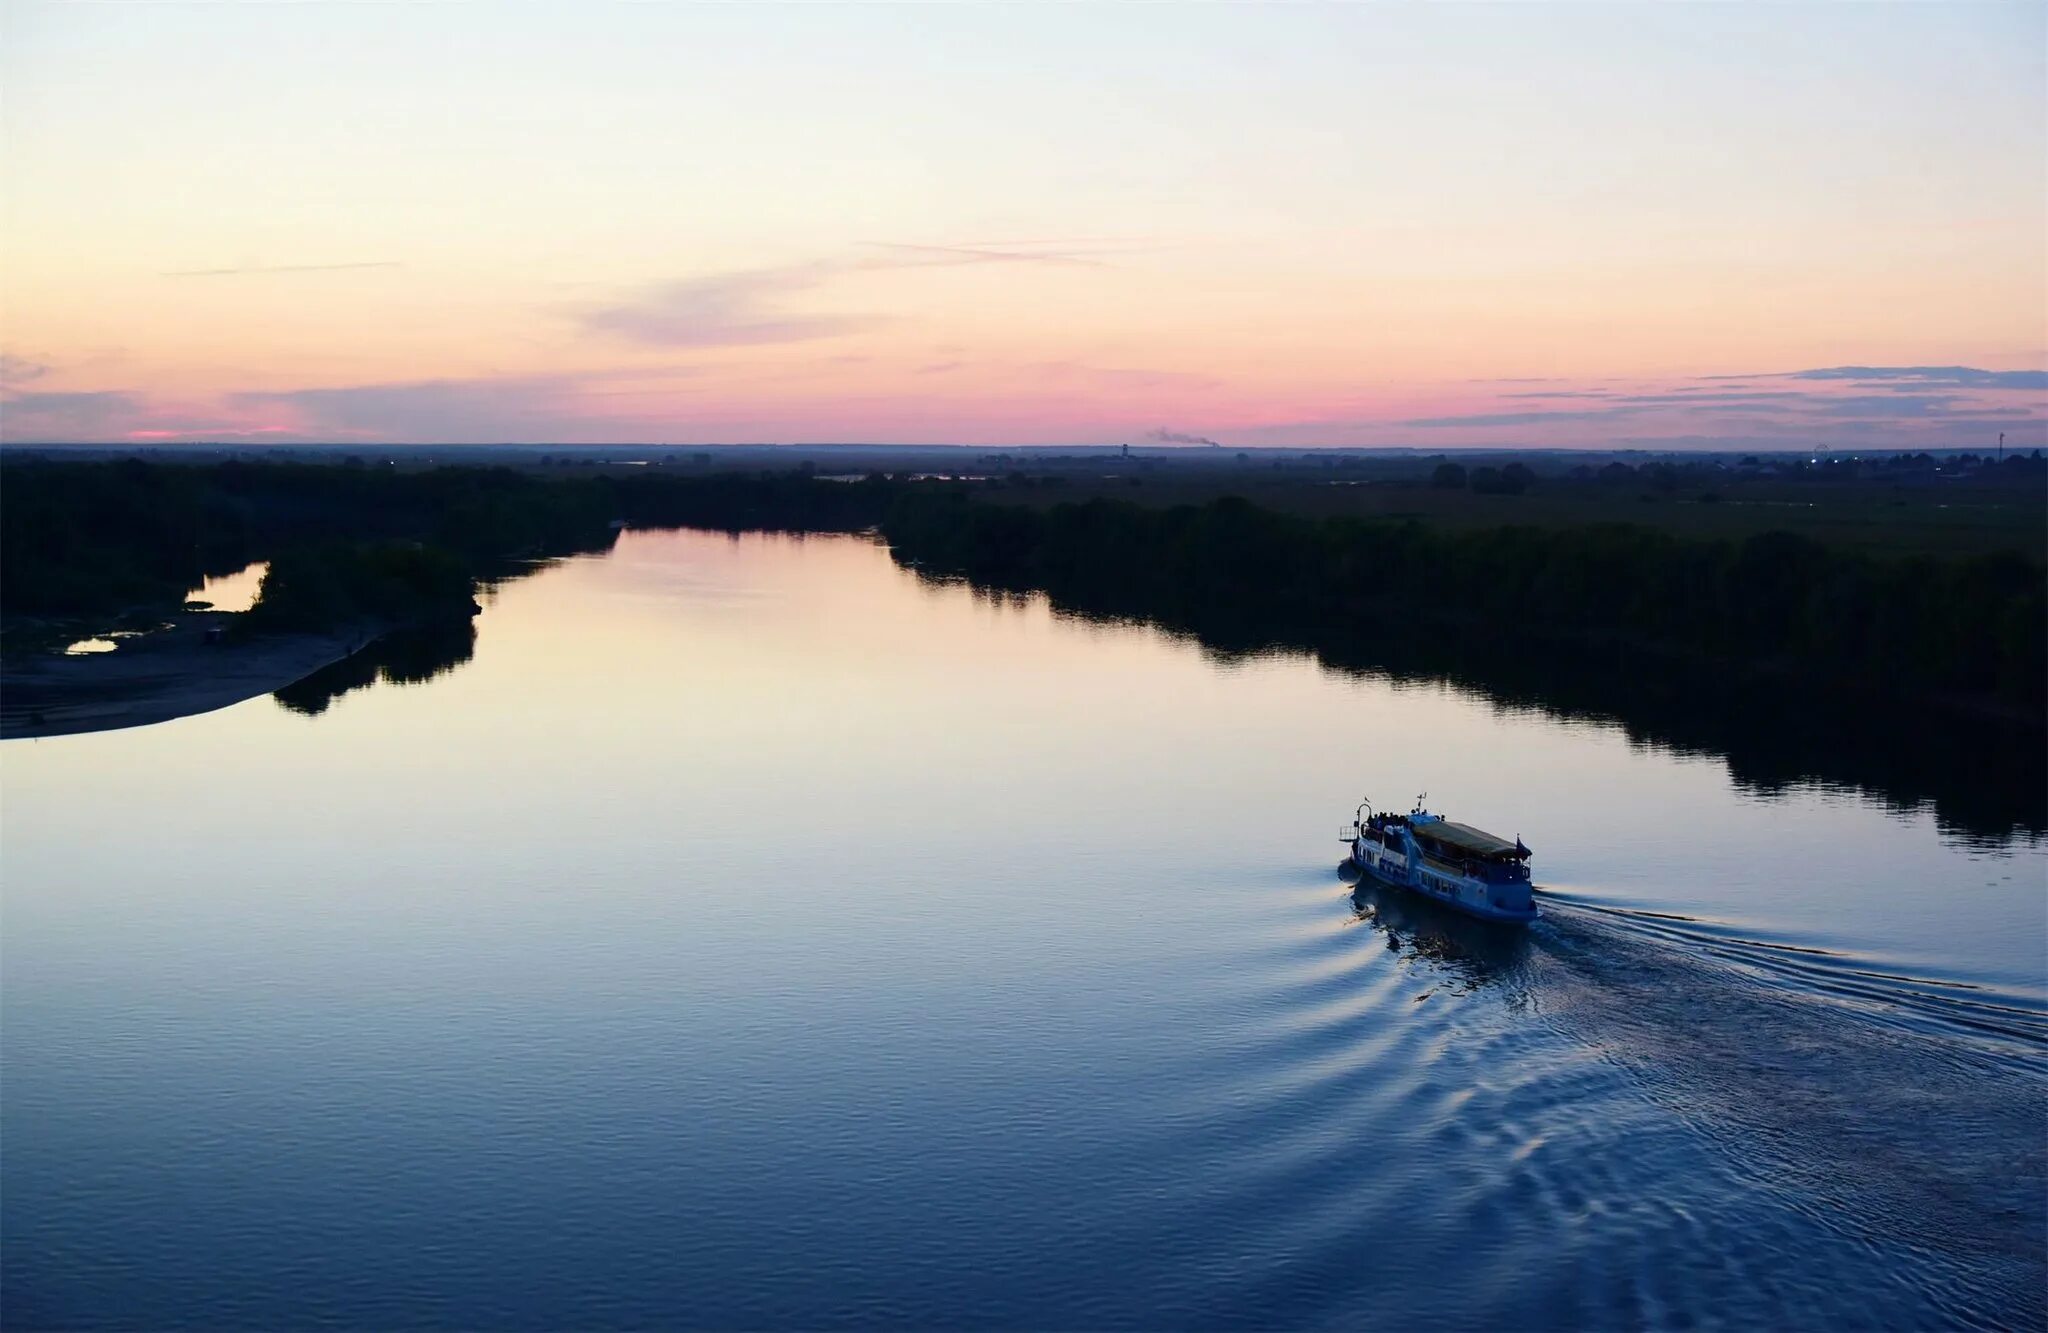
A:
5;526;2042;1330
61;629;155;656
184;560;268;613
28;527;2043;997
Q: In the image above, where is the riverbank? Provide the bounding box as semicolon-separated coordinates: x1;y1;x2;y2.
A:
873;490;2047;720
0;613;385;740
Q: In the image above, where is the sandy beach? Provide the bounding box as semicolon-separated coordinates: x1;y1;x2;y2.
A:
0;616;381;741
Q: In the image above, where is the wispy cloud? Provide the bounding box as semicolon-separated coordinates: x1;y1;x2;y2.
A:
583;241;1130;351
1032;361;1218;393
1945;407;2044;420
1400;363;2045;440
1804;393;1965;417
582;263;881;350
1785;365;2048;390
1499;388;1801;405
3;367;707;444
10;355;2037;450
1607;391;1809;406
0;355;51;387
859;242;1107;268
162;261;403;277
1;390;146;440
1401;409;1628;428
233;374;624;441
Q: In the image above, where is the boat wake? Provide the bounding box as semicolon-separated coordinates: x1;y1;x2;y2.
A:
1535;886;2048;1055
1227;868;2048;1330
1523;888;2045;1329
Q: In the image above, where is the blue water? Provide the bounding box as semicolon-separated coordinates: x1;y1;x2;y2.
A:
5;529;2043;1330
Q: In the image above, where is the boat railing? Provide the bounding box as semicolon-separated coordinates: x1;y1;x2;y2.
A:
1420;853;1526;882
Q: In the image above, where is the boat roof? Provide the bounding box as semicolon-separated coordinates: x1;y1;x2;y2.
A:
1414;820;1523;857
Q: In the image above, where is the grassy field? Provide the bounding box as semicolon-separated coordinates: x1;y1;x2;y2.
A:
972;471;2046;560
8;443;2040;560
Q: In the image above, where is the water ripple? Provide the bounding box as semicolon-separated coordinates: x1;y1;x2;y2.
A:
1157;870;2048;1330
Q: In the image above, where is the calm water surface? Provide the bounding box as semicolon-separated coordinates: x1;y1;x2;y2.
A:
6;529;2044;1330
185;560;268;614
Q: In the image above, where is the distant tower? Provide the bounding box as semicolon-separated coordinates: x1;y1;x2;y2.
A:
1121;442;1130;460
1999;431;2005;463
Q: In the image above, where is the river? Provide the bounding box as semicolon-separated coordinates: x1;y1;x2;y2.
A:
5;527;2042;1330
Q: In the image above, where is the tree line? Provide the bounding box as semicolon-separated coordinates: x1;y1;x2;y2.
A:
5;460;2040;718
874;489;2044;715
2;459;620;626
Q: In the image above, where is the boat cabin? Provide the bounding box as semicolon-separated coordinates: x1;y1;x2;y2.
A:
1411;818;1530;883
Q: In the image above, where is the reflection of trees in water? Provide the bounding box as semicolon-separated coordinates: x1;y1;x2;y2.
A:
273;620;476;716
266;553;588;718
906;566;2045;847
1305;613;2045;849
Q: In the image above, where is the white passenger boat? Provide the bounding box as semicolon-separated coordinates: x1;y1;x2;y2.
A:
1343;796;1537;925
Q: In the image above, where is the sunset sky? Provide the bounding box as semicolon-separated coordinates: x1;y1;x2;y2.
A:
3;2;2043;449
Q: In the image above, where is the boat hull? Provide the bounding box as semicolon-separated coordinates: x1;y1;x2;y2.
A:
1351;839;1538;925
